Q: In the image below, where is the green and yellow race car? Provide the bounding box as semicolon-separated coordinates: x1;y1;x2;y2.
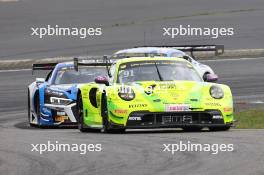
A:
75;57;234;133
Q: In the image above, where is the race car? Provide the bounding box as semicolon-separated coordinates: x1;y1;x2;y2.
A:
75;56;234;133
27;61;107;127
112;45;224;79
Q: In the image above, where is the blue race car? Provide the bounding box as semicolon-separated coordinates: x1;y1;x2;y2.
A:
27;61;107;127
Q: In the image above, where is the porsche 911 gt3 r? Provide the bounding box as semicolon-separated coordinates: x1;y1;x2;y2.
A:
27;61;107;127
113;45;224;79
75;56;234;133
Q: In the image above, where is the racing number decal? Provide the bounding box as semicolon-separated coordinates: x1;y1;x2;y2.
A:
123;70;134;78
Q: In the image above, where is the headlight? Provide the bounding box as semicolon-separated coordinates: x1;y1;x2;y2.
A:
210;85;224;99
50;97;72;105
118;86;135;101
44;88;67;104
45;89;64;96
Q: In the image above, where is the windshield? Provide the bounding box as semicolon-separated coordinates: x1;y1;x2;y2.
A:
117;60;202;83
114;52;167;58
54;67;107;84
113;50;188;58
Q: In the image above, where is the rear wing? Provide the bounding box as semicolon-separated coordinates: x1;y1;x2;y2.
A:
73;56;116;76
73;56;108;71
135;45;224;58
32;62;58;74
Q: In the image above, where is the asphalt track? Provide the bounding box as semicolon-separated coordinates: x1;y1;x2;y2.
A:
0;57;264;175
0;0;264;60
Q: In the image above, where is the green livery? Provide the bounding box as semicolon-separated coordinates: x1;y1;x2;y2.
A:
76;57;234;133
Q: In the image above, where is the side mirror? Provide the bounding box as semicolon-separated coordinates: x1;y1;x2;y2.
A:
95;76;109;86
203;74;218;82
36;78;45;84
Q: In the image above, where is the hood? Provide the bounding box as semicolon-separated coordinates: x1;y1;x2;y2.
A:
47;84;80;100
124;81;209;105
49;84;75;91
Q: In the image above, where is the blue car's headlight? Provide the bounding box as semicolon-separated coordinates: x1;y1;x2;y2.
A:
50;97;72;105
45;89;64;96
44;88;68;104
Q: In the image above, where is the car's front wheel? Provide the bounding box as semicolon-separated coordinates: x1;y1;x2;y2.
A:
77;93;89;132
100;93;111;133
100;93;125;134
27;89;35;127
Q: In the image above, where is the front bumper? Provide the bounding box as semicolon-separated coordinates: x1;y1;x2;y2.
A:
124;110;232;129
39;103;77;125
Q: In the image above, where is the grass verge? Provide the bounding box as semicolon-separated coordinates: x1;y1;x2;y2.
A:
235;108;264;129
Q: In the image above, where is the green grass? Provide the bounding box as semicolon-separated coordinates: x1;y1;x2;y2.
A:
235;108;264;129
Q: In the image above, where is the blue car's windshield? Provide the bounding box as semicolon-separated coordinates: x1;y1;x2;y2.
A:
54;67;107;84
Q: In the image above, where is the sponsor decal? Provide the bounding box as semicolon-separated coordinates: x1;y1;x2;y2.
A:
129;104;147;108
128;116;142;121
205;102;221;106
159;83;177;90
55;115;68;122
114;109;128;114
165;104;190;112
223;107;232;112
57;111;66;116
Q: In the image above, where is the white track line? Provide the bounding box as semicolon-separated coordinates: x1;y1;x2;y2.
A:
235;101;264;105
234;94;264;100
0;0;19;2
0;69;31;73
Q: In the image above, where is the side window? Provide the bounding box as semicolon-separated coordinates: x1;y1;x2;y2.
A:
109;63;116;83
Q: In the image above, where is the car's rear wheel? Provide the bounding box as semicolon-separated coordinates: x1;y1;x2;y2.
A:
182;126;203;132
100;93;125;134
209;126;231;131
100;93;111;133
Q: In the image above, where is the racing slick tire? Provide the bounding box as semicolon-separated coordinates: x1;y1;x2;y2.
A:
28;89;40;127
182;126;203;132
77;93;91;132
100;93;125;134
209;126;231;131
27;89;35;127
